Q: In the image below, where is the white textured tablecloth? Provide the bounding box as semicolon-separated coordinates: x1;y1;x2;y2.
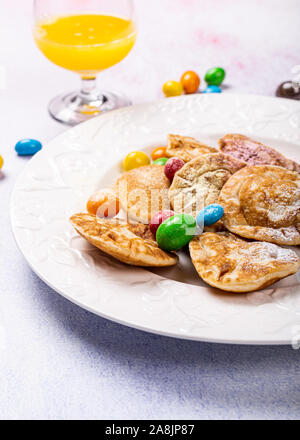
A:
0;0;299;420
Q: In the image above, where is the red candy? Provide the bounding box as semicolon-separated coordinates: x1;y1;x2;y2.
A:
150;210;175;236
164;157;185;181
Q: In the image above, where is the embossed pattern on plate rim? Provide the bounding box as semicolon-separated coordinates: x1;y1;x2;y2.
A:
10;94;300;345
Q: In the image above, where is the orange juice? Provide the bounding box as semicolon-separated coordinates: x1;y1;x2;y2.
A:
34;14;137;76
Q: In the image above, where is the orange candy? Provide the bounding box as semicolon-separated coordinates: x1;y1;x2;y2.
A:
87;189;120;218
180;71;200;94
151;146;167;161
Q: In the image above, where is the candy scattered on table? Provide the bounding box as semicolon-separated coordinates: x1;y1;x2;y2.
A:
87;189;120;218
156;213;197;251
203;85;222;94
0;154;3;170
153;157;169;166
205;67;226;86
163;80;183;97
151;146;167;161
164;157;185;181
180;71;200;94
150;210;175;236
123;151;150;171
163;67;225;97
15;139;42;156
196;204;224;227
276;81;300;100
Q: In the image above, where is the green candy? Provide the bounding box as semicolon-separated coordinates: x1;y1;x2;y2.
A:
156;214;197;251
153;157;169;166
205;67;226;86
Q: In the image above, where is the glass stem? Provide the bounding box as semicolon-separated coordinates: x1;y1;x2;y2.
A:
80;76;103;102
80;76;97;95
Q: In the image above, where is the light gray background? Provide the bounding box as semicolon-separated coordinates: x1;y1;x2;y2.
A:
0;0;299;419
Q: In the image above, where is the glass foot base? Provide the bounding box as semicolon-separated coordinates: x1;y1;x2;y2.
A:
48;90;132;126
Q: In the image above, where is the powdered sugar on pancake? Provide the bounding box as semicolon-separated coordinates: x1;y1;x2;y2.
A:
169;153;246;216
189;232;300;293
234;240;298;263
219;165;300;245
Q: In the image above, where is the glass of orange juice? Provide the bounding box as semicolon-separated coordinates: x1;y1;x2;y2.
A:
33;0;137;126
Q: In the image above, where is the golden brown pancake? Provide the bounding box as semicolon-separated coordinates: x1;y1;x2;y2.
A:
219;134;300;173
168;153;246;216
219;165;300;245
70;213;178;267
115;165;171;224
189;232;300;292
166;134;217;163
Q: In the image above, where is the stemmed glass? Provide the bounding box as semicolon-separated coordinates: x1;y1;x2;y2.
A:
33;0;137;125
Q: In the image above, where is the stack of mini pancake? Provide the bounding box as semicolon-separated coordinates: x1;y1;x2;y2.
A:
71;133;300;293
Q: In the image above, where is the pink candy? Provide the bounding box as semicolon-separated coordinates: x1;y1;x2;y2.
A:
164;157;185;181
150;210;175;236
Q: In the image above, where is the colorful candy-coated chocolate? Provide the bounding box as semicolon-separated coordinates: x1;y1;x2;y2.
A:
163;81;183;97
87;189;120;218
151;146;167;161
0;154;3;170
196;204;224;227
204;67;226;86
164;157;185;181
156;214;197;251
276;81;300;101
203;85;222;94
153;157;169;166
150;210;175;236
15;139;42;156
123;151;150;171
180;71;200;94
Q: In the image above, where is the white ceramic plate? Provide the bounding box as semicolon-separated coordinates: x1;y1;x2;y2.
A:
10;94;300;345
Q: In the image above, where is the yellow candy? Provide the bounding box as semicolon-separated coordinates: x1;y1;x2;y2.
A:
163;81;183;97
123;151;150;171
0;155;3;170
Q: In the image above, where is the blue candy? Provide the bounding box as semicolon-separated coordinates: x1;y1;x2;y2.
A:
203;85;222;94
196;204;224;227
15;139;42;156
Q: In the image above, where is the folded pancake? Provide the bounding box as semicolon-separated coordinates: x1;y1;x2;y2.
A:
219;165;300;245
115;165;171;224
166;134;217;163
70;213;178;267
189;232;300;292
219;134;300;173
169;153;246;216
